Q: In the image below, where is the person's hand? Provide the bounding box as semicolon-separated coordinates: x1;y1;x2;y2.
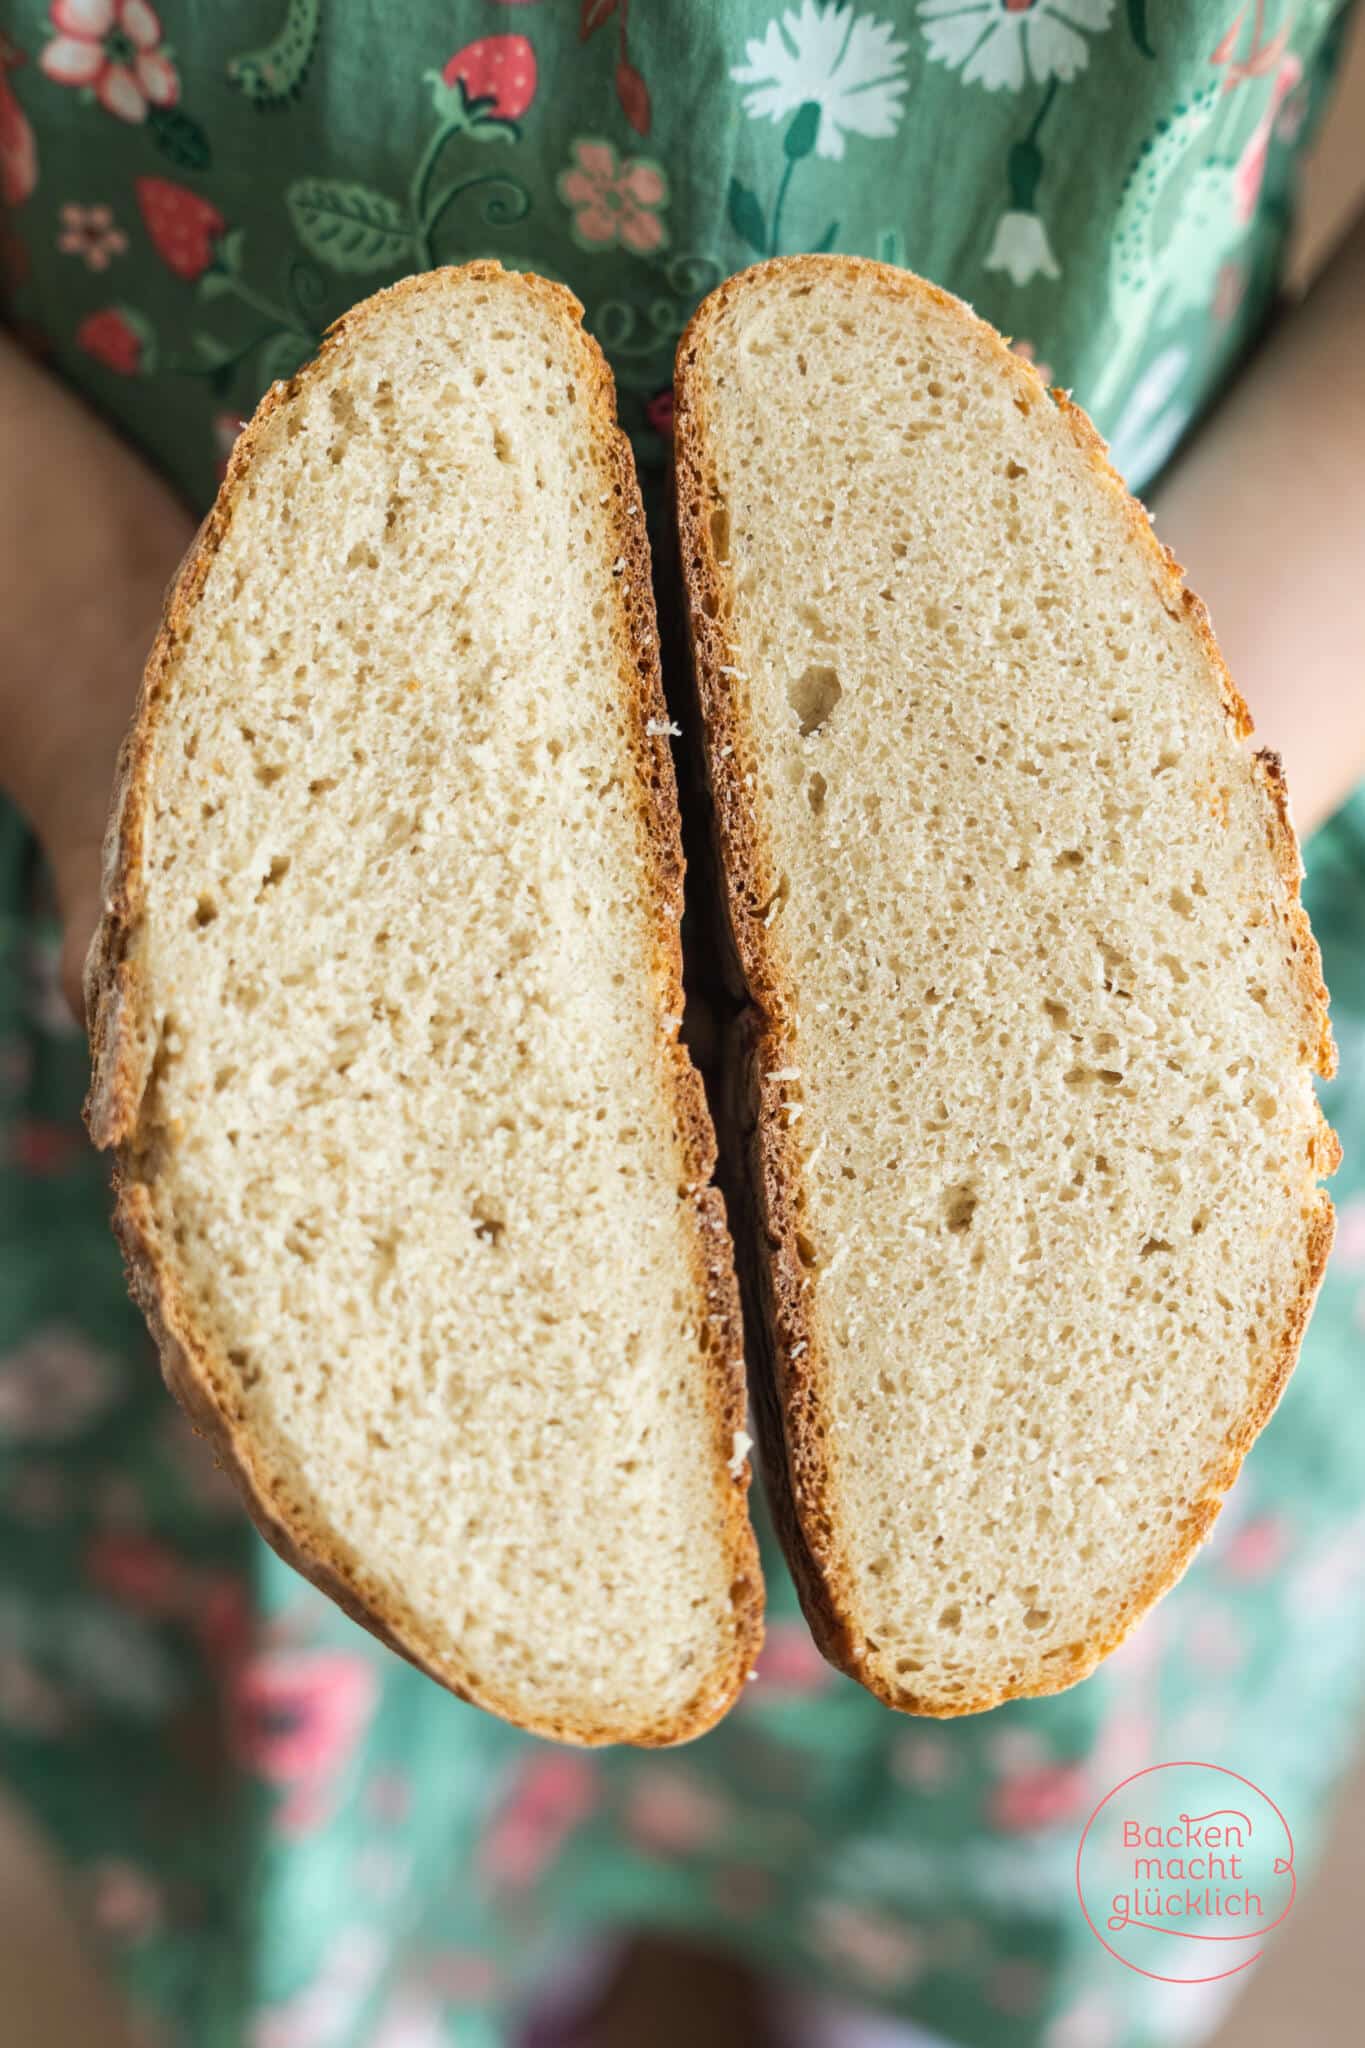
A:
0;331;197;1022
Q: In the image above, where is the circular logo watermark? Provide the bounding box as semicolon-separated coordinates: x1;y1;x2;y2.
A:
1075;1762;1295;1983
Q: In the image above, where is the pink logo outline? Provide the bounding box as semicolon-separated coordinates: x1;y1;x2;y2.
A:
1075;1760;1296;1984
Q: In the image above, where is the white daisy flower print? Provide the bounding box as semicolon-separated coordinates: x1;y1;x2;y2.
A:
919;0;1114;94
731;1;909;161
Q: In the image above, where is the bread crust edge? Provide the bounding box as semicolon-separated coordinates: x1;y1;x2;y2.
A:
83;262;763;1749
673;253;1338;1719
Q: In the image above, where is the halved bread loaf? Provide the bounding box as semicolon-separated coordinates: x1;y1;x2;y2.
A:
85;264;761;1746
675;257;1338;1717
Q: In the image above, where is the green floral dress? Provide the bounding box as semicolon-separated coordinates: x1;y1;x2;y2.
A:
1;5;1363;2047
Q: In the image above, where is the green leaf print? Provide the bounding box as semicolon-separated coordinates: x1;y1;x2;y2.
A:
192;333;239;370
228;0;323;107
258;330;314;384
149;106;213;173
728;179;768;255
1127;0;1157;60
783;99;821;162
287;180;414;272
729;102;835;261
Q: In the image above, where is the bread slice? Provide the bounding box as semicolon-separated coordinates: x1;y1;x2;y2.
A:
675;257;1338;1717
85;264;761;1746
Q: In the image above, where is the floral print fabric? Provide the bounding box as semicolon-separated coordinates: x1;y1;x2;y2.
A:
1;5;1363;2046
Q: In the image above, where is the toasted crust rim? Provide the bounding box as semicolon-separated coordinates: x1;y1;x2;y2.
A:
84;262;763;1748
673;253;1338;1718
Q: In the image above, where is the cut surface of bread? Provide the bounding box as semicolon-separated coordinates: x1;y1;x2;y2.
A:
85;264;761;1746
675;257;1337;1717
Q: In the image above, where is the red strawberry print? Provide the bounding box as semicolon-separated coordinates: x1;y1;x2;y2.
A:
76;305;145;374
135;176;225;281
442;34;537;127
0;34;38;210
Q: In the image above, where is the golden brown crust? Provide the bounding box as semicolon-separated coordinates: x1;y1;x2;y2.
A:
84;263;762;1748
674;254;1338;1718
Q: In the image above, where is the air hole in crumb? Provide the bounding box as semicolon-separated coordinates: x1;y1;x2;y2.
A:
193;894;218;929
258;855;291;895
944;1183;978;1234
710;503;730;559
472;1198;506;1246
1023;1607;1051;1631
1140;1236;1172;1258
807;771;827;814
789;663;842;736
937;1603;962;1631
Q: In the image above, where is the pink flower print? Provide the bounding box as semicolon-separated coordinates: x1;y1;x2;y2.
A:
624;1769;727;1858
558;139;668;254
57;200;127;270
233;1649;377;1834
1217;1509;1287;1580
40;0;179;125
1010;337;1054;387
809;1902;921;1990
0;34;38;209
1233;52;1304;223
989;1761;1089;1832
0;1328;113;1442
752;1617;831;1692
86;1859;162;1943
480;1751;597;1889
